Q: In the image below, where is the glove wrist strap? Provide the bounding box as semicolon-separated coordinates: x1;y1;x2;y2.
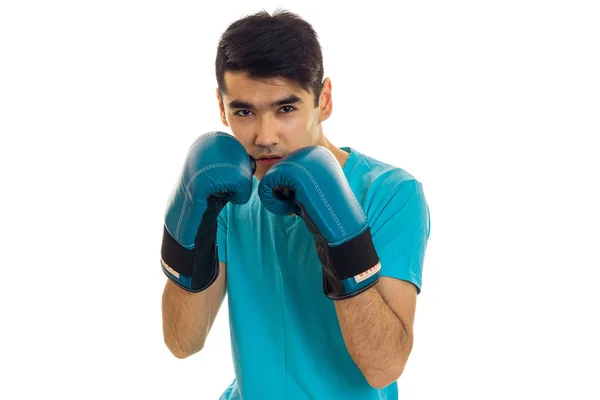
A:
161;197;226;292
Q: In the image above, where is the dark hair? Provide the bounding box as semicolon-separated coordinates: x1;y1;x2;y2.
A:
215;9;324;107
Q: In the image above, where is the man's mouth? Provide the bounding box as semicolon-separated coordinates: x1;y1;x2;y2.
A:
256;156;282;168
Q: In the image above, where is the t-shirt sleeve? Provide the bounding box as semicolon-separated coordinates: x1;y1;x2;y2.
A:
216;204;228;264
368;179;431;294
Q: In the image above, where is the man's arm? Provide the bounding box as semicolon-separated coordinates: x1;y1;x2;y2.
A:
162;261;228;359
334;276;417;389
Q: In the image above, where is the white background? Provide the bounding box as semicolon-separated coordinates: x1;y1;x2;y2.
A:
1;0;599;399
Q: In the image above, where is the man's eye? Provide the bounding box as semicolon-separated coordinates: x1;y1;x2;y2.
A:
235;110;253;117
280;106;296;113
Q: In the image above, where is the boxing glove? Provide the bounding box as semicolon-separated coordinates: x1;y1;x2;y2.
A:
258;146;381;300
161;131;255;292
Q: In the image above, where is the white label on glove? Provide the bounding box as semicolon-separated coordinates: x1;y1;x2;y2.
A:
354;262;381;283
161;259;180;278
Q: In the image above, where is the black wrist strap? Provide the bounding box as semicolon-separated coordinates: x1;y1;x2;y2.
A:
160;197;227;291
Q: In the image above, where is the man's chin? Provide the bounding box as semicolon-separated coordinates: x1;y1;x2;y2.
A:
253;165;266;180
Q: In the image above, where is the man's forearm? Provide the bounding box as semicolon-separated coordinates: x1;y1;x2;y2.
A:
334;284;411;388
161;280;211;358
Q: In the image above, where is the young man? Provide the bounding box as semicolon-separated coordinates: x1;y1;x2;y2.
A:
160;9;431;400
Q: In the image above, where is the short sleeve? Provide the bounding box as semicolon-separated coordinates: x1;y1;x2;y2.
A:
217;204;229;264
368;179;431;294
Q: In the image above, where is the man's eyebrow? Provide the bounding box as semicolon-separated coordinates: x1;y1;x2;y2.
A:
228;95;303;109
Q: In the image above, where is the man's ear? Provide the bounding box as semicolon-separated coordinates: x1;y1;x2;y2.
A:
318;78;333;123
216;88;229;127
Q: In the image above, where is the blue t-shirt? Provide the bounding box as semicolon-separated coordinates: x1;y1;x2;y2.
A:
216;147;431;400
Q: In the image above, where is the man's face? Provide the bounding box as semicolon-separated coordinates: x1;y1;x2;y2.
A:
217;71;332;179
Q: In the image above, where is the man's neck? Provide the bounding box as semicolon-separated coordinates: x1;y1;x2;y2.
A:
318;135;350;168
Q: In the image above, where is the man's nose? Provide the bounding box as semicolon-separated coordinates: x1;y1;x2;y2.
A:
254;116;280;147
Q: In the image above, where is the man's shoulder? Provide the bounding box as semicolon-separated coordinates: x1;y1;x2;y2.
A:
346;148;429;240
344;147;421;198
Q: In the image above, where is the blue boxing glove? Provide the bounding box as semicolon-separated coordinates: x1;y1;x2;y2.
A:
161;131;255;292
258;146;381;300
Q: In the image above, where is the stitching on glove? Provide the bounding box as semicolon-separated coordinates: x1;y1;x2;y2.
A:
277;160;345;237
175;163;251;239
